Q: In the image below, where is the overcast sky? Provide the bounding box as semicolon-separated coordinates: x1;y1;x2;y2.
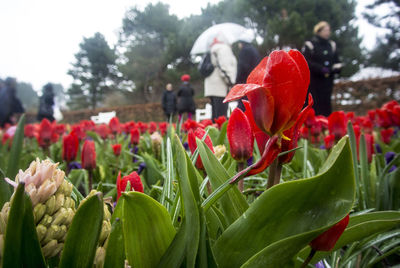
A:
0;0;388;92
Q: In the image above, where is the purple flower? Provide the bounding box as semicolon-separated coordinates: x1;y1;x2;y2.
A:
385;151;397;173
68;161;82;170
247;156;253;166
138;162;146;175
375;143;382;154
315;260;325;268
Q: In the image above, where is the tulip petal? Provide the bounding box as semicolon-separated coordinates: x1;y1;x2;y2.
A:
227;108;254;162
247;56;269;84
263;50;309;134
224;84;262;103
247;87;275;135
243;100;270;154
288;49;310;91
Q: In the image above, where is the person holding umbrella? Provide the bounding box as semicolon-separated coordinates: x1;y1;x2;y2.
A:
204;34;237;120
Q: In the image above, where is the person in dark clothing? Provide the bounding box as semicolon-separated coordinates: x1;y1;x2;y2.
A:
177;74;196;121
37;83;55;121
303;21;343;116
161;83;177;121
0;77;25;127
235;40;262;111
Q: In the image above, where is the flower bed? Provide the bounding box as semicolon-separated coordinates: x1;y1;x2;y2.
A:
0;51;399;267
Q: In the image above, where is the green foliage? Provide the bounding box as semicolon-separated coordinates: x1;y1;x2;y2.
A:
2;183;46;268
59;193;104;268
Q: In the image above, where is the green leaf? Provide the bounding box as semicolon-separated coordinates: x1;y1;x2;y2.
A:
0;115;25;207
158;135;200;267
2;182;46;268
122;191;176;268
142;153;164;186
212;137;355;268
206;126;220;145
217;121;228;146
197;139;248;225
59;193;104;268
104;218;125;268
295;211;400;265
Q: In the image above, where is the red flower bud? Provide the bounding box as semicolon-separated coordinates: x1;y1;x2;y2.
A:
24;124;36;138
214;116;227;129
109;117;120;134
116;171;144;200
310;214;349;251
381;128;394;144
112;144;122;156
328;111;347;140
188;128;214;169
149;121;157;134
62;132;79;162
227;108;253;162
81;140;96;170
324;134;335;149
130;128;140;145
38;119;53;148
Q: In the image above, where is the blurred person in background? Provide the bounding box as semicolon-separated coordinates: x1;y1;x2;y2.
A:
0;77;25;127
177;74;196;121
303;21;343;116
235;31;261;111
161;83;177;121
204;34;237;120
37;83;55;121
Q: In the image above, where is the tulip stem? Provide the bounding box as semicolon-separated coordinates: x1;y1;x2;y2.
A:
267;159;281;189
237;162;245;192
300;248;316;268
88;169;93;192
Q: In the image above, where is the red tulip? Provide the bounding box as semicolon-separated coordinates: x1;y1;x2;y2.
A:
328;111;347;140
137;121;148;134
149;121;157;134
199;119;213;128
38;119;53;148
227;108;253;162
243;100;270;155
381;128;394;144
224;50;310;137
183;119;198;133
116;171;144;200
96;124;110;139
324;134;335;149
62;132;79;162
376;109;392;128
112;144;122;156
54;124;66;135
214;116;227;129
24;124;36;138
188;128;214;169
109;117;120;134
279;95;314;164
310;214;349;251
367;110;375;122
71;124;86;140
364;133;375;163
81;140;96;170
130;128;140;145
158;122;168;136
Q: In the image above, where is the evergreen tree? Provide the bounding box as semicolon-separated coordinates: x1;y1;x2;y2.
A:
67;32;117;110
364;0;399;70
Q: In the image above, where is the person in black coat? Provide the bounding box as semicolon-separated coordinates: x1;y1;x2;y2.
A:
161;83;177;121
37;83;55;121
235;40;261;111
0;77;25;127
177;74;196;121
303;21;343;116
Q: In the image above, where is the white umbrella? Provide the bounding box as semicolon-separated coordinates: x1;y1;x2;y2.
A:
190;23;254;55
